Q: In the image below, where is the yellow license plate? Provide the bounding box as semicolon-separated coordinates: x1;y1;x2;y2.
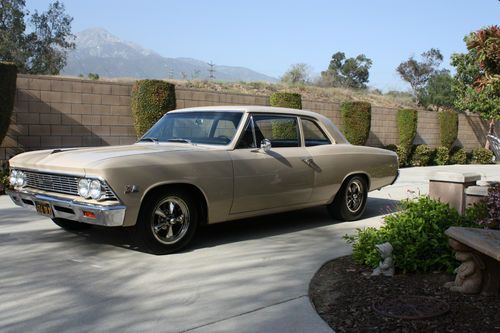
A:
35;201;53;217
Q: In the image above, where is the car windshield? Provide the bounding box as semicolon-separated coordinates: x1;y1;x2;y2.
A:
140;111;244;145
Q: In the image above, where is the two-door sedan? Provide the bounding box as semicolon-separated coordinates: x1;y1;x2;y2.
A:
7;106;398;253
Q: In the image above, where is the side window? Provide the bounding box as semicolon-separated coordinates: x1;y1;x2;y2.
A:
301;118;331;146
254;115;299;148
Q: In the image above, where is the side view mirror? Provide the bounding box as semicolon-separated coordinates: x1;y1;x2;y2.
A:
260;139;271;152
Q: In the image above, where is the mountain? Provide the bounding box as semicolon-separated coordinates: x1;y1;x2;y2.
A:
62;28;277;82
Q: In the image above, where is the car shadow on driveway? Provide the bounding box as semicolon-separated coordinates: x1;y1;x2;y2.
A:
46;196;398;254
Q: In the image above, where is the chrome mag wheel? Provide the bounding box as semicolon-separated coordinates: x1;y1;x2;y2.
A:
346;179;364;213
151;196;190;245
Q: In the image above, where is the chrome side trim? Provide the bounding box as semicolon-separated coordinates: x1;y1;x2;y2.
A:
6;189;126;227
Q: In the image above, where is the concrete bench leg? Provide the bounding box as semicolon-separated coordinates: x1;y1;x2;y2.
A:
481;255;500;296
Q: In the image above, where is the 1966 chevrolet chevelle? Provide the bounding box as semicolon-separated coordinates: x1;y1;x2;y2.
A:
7;106;398;254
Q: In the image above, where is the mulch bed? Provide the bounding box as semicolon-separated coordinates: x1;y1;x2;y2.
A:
309;256;500;332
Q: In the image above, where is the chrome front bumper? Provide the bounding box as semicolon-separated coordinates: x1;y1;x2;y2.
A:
7;189;126;227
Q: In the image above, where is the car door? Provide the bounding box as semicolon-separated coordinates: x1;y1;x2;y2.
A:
229;113;315;214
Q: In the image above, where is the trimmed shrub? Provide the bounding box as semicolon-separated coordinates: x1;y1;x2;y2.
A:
471;148;494;164
397;109;418;149
449;147;467;165
344;196;464;273
269;92;302;109
0;62;17;146
411;144;433;166
396;144;411;167
340;101;371;146
439;110;458;149
131;80;176;137
433;146;450;165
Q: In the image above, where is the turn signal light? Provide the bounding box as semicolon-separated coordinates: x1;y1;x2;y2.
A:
83;211;96;219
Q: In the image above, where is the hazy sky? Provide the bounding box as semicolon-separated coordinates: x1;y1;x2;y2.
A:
26;0;500;90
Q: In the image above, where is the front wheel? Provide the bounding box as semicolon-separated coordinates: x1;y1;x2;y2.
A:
52;218;93;230
327;175;368;221
132;189;199;254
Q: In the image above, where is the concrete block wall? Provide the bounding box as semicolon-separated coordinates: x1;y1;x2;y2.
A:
1;75;136;162
0;75;493;163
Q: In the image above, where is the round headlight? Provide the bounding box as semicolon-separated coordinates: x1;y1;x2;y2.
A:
16;171;26;187
89;180;102;200
78;179;91;198
9;170;18;186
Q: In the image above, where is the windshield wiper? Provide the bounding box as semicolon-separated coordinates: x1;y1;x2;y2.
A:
138;137;159;144
167;138;192;144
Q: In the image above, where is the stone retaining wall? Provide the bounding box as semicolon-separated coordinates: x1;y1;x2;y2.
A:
0;74;493;163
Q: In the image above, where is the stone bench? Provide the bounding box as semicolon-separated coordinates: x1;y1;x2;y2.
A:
445;227;500;296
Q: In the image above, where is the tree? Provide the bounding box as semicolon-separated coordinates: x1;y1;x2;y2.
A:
451;26;499;145
281;63;310;85
417;70;456;110
320;52;372;89
0;0;74;74
396;48;443;97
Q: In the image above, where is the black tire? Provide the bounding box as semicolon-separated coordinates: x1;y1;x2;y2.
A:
132;188;199;254
52;218;93;230
327;175;368;221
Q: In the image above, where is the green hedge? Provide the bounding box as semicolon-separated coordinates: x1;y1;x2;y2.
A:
340;101;371;146
434;146;450;165
450;147;467;165
131;80;176;137
471;148;494;164
396;144;411;167
0;62;17;146
439;110;458;149
411;144;433;166
397;109;418;149
269;92;302;109
344;196;463;273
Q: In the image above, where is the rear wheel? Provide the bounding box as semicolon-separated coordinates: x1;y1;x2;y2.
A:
52;218;92;230
132;189;199;254
327;175;368;221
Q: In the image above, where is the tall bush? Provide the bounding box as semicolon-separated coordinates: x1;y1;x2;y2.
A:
396;109;418;166
397;109;418;148
340;101;371;145
131;80;176;137
439;110;458;149
0;62;17;146
269;92;302;109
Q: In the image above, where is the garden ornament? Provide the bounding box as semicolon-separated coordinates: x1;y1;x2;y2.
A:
444;249;485;294
371;242;395;277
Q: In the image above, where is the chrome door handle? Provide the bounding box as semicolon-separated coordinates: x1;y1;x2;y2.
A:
301;157;321;172
301;157;314;166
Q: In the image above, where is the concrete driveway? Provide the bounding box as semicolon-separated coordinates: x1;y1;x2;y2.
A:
0;165;498;332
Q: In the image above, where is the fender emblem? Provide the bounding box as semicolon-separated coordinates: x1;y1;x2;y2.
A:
124;185;139;194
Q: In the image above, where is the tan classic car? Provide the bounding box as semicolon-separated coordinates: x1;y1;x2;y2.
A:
7;106;398;254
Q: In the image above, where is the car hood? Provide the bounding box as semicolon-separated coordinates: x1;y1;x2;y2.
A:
9;144;205;175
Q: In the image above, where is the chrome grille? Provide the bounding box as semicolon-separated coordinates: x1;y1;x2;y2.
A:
23;170;117;200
